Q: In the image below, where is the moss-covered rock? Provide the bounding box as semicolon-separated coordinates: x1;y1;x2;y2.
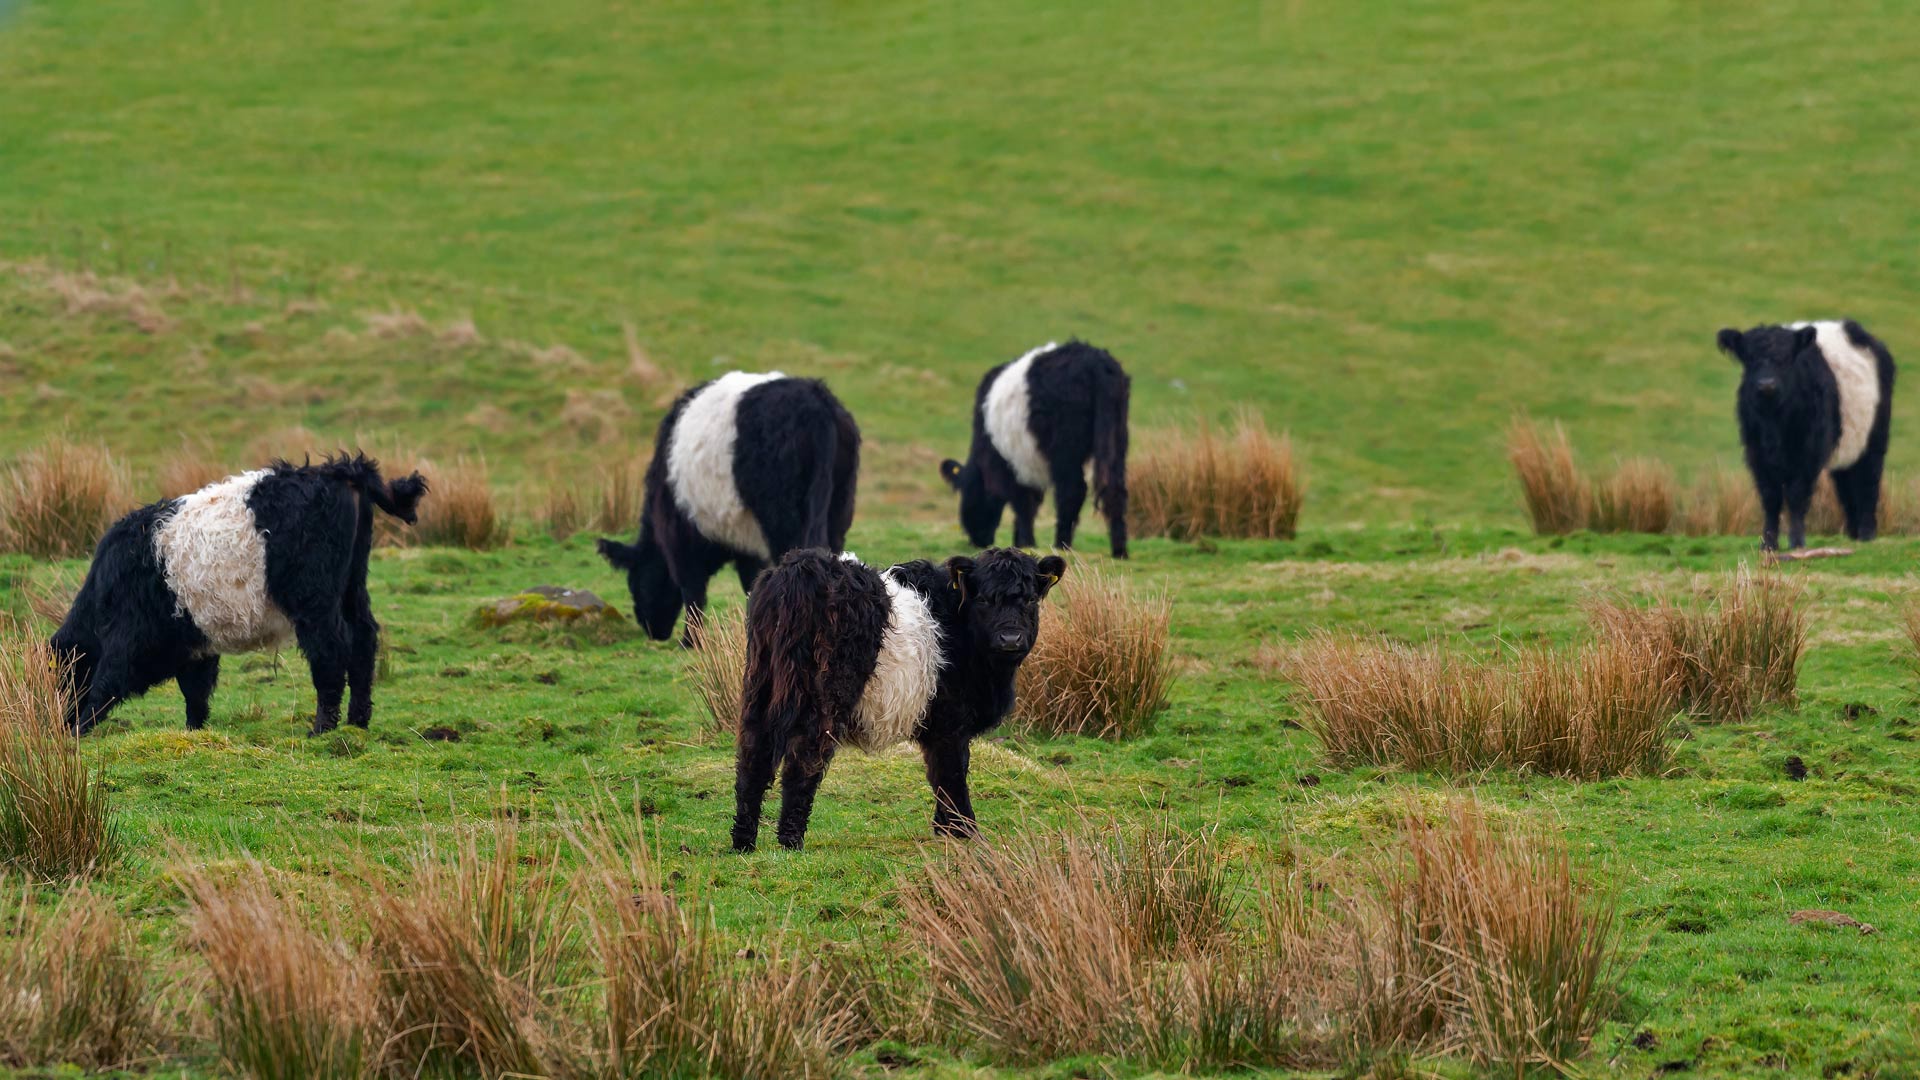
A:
475;585;621;627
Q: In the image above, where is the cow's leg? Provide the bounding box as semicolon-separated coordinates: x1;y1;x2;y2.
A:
775;742;835;851
293;610;352;736
1834;459;1885;542
1758;482;1784;552
177;655;220;731
1008;487;1043;549
344;586;380;729
731;721;780;853
1783;470;1818;550
734;556;767;597
920;735;978;838
677;576;712;649
1052;468;1088;552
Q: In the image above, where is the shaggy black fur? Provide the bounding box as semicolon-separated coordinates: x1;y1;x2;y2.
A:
941;341;1130;558
51;454;427;735
731;546;1066;852
598;376;860;644
1718;321;1896;550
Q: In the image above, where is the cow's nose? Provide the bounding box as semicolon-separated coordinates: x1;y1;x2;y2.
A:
993;631;1027;652
1757;378;1780;396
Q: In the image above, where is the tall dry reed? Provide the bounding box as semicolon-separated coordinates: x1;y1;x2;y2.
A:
1131;413;1304;540
1676;464;1758;537
685;607;747;738
0;884;155;1071
409;457;505;549
1589;458;1675;534
0;627;117;877
0;438;129;558
1013;561;1173;739
1507;418;1588;535
1589;570;1806;722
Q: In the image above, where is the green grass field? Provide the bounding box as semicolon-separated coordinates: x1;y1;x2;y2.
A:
4;1;1920;1076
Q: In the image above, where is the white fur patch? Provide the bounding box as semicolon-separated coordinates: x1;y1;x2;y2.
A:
1793;322;1881;470
983;343;1059;490
153;470;296;656
665;371;787;560
846;564;945;752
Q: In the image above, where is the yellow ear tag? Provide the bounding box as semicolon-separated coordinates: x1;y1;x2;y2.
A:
1044;573;1060;587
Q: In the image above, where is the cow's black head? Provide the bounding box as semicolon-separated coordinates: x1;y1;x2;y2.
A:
1719;324;1819;406
945;547;1066;662
939;458;1005;549
596;535;681;641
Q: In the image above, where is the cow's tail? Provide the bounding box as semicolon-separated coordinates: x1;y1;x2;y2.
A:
320;452;430;525
739;550;844;771
1091;361;1131;557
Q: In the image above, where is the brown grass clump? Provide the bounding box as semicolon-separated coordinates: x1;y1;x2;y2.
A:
1013;562;1174;739
0;437;129;558
1507;418;1589;535
243;425;329;468
180;862;379;1080
575;813;866;1079
1350;802;1623;1071
1589;570;1807;722
685;607;747;738
1131;412;1305;540
537;458;646;540
0;884;155;1071
23;567;78;627
1282;634;1678;779
46;270;169;334
366;818;580;1078
594;457;645;533
538;478;589;540
0;628;117;878
1589;458;1675;534
1676;464;1758;537
155;440;234;500
410;457;506;549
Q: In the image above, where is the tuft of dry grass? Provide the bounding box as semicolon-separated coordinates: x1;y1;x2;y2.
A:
410;457;505;549
1508;418;1589;535
366;817;581;1079
538;477;589;540
23;567;78;628
1282;633;1679;779
594;457;646;533
574;812;866;1079
1677;464;1758;537
1350;801;1623;1071
1589;457;1675;534
685;607;748;739
0;628;118;877
1589;570;1806;722
1013;561;1174;739
155;439;234;500
180;862;378;1080
1130;412;1305;540
0;884;155;1071
0;437;130;559
537;458;647;540
243;425;329;468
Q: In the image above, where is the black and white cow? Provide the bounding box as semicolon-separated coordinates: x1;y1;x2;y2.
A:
51;455;427;735
730;546;1065;852
939;340;1131;558
1717;320;1896;550
598;372;860;643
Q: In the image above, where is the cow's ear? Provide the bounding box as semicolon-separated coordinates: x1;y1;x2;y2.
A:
1035;555;1067;598
1794;324;1819;352
939;459;964;489
945;555;976;607
1716;328;1744;360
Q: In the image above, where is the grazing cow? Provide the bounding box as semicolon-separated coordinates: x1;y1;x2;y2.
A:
730;546;1066;852
598;372;860;643
1717;321;1896;549
939;340;1131;558
52;455;427;735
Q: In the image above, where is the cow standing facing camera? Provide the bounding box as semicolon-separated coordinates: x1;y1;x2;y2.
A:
1717;320;1896;550
52;455;427;735
598;372;860;644
730;546;1066;852
940;340;1131;558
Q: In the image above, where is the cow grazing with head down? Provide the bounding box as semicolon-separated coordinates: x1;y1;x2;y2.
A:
52;454;427;736
940;340;1130;558
598;372;860;643
1717;320;1896;550
730;546;1066;852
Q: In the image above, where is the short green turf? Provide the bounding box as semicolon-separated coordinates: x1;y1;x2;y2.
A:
4;1;1920;1076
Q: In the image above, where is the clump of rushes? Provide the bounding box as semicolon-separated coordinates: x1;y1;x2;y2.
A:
0;627;117;878
0;884;155;1071
1013;560;1174;739
1130;411;1305;540
1589;569;1807;722
1507;417;1588;535
0;437;129;559
409;456;505;549
684;606;748;738
1675;463;1758;538
1589;457;1675;534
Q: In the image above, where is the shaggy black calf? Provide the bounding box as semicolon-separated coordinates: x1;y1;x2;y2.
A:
1717;320;1896;549
51;455;427;735
940;340;1130;558
730;546;1066;852
599;372;860;643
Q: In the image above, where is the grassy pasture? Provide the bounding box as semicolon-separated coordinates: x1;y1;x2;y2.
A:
4;0;1920;1076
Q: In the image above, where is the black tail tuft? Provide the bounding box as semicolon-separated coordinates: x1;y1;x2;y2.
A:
313;452;430;525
